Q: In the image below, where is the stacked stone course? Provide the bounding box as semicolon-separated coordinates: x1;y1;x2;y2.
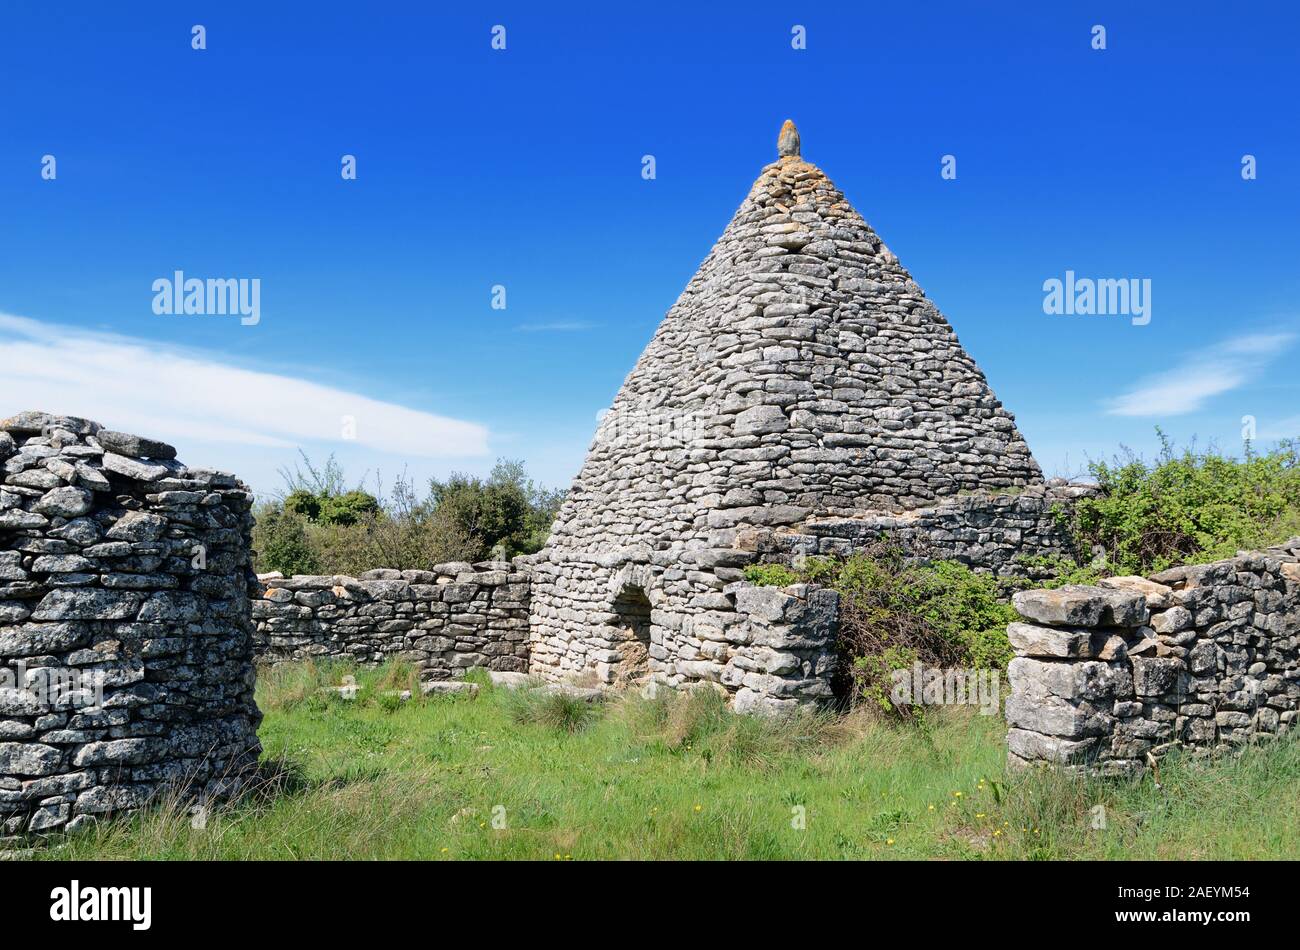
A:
1005;540;1300;773
253;561;531;679
0;411;261;836
252;562;839;715
750;481;1095;582
719;582;839;714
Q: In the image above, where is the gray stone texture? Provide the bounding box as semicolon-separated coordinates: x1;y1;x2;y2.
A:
750;482;1091;581
252;563;531;678
1005;539;1300;774
0;411;262;836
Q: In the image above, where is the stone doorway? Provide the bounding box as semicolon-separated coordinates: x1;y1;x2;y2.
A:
610;584;652;686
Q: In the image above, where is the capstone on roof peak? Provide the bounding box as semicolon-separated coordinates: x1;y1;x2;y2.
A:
777;119;800;158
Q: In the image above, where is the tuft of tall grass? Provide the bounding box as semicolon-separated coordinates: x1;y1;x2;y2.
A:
256;658;335;711
501;686;600;733
616;686;851;769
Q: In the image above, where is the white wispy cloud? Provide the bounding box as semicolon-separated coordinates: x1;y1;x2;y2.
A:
1105;332;1296;417
0;313;490;469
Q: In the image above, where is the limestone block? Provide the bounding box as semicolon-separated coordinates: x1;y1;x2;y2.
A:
1004;694;1111;738
1131;656;1187;699
1008;656;1132;702
1006;729;1097;765
1012;586;1147;628
1099;575;1173;610
1007;622;1127;660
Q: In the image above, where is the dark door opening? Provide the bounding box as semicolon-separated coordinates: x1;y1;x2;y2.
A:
610;585;652;686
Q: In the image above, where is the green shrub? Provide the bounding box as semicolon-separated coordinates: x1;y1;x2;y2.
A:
279;454;375;523
742;563;800;587
283;489;322;521
959;626;1015;671
253;507;320;576
317;490;381;527
853;645;921;717
799;556;841;584
804;543;1016;717
912;560;1017;641
429;460;565;558
252;454;564;575
1012;554;1109;589
1071;433;1300;574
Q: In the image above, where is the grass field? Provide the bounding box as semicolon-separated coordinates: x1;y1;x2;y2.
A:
43;661;1300;861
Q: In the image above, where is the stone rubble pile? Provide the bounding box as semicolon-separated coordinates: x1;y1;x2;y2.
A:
1006;539;1300;773
0;411;261;836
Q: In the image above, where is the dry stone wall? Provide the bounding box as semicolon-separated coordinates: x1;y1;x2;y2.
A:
0;411;261;836
1005;540;1300;774
252;561;530;679
749;482;1094;582
252;558;837;716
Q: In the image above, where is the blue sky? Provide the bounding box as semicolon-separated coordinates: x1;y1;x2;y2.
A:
2;2;1298;496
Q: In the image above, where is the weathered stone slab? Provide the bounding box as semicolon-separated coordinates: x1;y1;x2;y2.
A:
1007;622;1127;660
95;430;177;460
1099;575;1173;610
1012;586;1147;628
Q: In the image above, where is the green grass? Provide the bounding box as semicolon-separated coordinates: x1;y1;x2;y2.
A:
40;661;1300;861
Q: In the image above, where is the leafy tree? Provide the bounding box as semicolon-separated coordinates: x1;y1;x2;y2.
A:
283;489;322;522
429;459;565;558
317;489;381;526
279;456;380;527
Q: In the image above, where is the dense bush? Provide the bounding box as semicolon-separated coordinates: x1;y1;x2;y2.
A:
253;454;564;575
253;507;320;576
742;563;800;587
285;488;380;527
750;545;1016;718
429;460;565;558
1011;553;1108;589
816;547;1016;716
1071;434;1300;575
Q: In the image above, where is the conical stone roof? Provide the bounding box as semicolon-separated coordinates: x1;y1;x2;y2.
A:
547;120;1042;559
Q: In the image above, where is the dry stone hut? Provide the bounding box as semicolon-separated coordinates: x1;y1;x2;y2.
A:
528;121;1085;712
